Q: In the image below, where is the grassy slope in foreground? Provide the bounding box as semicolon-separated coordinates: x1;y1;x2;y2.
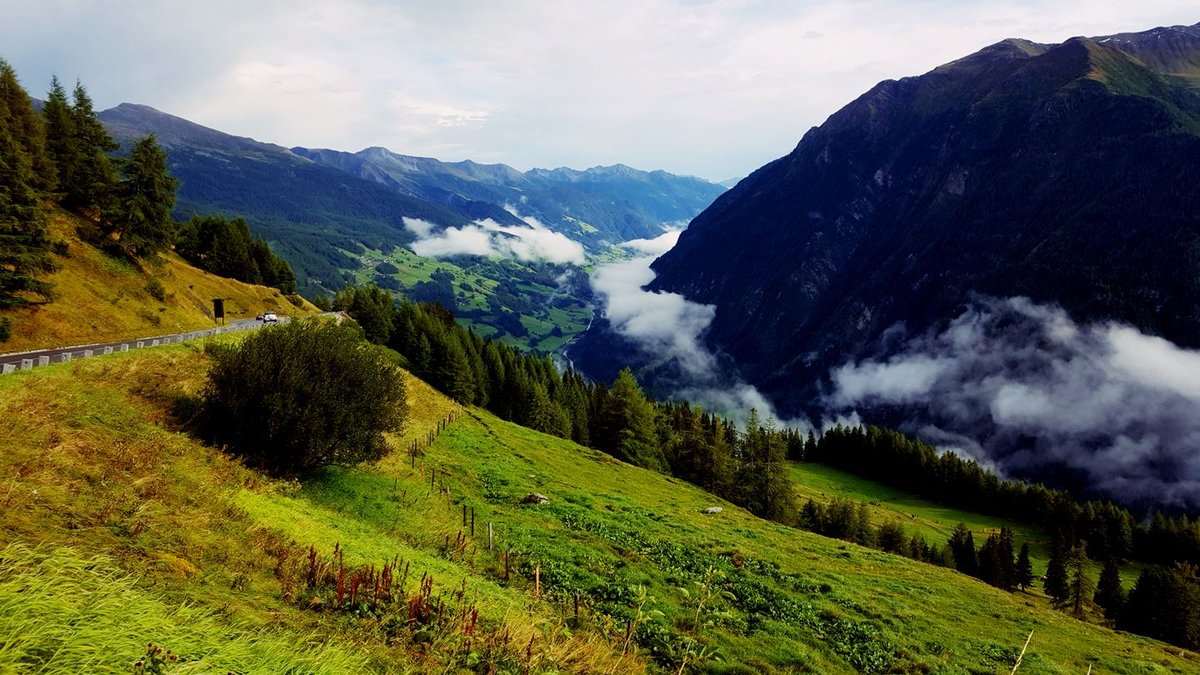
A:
0;342;1195;672
0;208;317;353
0;342;638;673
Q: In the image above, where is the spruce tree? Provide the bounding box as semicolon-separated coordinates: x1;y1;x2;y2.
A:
1044;538;1071;607
597;368;664;471
0;59;54;307
63;81;116;214
106;134;178;257
948;523;978;576
0;62;54;192
1094;557;1126;621
41;76;74;195
1016;543;1034;591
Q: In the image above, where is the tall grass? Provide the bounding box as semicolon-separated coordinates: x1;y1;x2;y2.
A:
0;544;372;674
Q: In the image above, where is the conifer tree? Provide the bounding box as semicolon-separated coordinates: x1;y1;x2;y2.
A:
0;59;54;307
1016;543;1034;591
106;134;178;257
597;368;664;471
1067;542;1092;616
948;523;978;576
1094;557;1126;621
0;62;53;192
1044;538;1071;607
63;81;116;213
41;76;74;195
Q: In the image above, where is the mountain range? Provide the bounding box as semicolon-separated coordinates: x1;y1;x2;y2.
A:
97;104;724;295
586;22;1200;416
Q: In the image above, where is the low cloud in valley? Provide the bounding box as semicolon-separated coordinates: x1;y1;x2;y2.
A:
591;236;784;423
827;297;1200;510
404;215;585;265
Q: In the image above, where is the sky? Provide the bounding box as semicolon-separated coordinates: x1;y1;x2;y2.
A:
1;1;1196;180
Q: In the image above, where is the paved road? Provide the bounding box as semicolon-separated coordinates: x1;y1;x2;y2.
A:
0;318;277;373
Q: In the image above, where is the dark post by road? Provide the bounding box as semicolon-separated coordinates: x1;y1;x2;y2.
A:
212;298;225;326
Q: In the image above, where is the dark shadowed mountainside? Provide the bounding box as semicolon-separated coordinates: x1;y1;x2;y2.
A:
636;23;1200;416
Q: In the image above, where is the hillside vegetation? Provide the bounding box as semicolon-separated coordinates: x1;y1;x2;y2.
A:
1;341;1196;672
0;207;315;352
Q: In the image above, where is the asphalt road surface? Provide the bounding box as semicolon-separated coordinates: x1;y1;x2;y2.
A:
0;317;278;372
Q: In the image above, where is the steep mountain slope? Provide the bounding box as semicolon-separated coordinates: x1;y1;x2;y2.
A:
641;23;1200;415
0;207;314;353
2;342;1195;672
292;145;726;249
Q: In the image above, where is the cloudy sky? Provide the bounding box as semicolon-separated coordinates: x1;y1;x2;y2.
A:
2;1;1196;179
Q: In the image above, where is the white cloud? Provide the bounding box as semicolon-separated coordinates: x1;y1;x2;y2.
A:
409;223;496;258
620;229;682;256
405;216;585;265
590;241;801;425
402;217;436;237
827;297;1200;510
4;1;1195;179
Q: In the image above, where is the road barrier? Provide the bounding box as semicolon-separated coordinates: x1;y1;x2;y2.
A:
0;315;315;375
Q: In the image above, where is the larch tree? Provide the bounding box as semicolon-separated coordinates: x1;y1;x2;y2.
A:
1043;538;1070;607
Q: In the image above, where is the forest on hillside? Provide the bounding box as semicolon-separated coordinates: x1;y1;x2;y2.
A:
335;284;1200;651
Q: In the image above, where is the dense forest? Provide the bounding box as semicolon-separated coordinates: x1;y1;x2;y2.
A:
0;61;296;314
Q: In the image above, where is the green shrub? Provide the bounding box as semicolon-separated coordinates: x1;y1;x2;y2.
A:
145;278;166;302
201;320;407;475
0;317;10;342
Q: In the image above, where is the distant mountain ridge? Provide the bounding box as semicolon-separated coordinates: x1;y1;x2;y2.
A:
291;145;726;248
99;104;724;296
575;22;1200;416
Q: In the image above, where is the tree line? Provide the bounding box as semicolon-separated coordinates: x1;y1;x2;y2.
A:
0;59;297;312
808;424;1200;567
176;215;296;294
334;288;800;524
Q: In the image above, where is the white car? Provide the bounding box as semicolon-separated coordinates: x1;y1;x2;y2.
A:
261;312;278;323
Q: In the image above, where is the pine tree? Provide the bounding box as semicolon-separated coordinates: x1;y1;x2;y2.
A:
41;76;75;195
62;81;116;213
1094;557;1126;621
597;368;665;471
948;523;978;577
0;62;54;192
1044;538;1070;607
1121;563;1200;650
1016;543;1034;591
1067;543;1092;616
106;134;178;257
0;59;55;307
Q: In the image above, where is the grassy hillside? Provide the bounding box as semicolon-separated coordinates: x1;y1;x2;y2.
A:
1;342;1196;672
0;208;317;353
789;462;1144;587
